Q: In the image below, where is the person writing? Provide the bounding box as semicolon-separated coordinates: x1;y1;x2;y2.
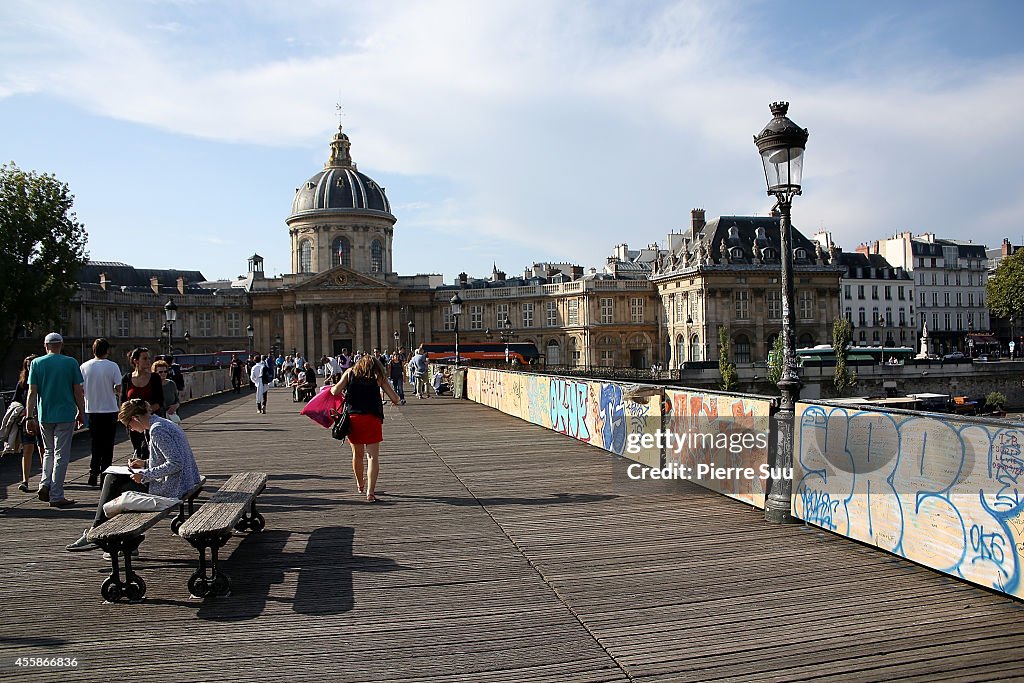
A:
66;398;202;552
331;356;401;503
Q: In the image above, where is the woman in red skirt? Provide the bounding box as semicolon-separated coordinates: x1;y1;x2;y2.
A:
331;355;402;503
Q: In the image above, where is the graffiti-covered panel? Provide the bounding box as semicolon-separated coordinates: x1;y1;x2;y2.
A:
663;389;772;509
793;402;1024;600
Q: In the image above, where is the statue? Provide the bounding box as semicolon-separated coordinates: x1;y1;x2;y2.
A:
752;241;762;263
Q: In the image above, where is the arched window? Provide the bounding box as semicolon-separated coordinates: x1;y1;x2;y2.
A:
298;239;312;273
675;334;685;366
546;339;561;366
798;333;814;347
370;239;383;273
689;335;701;362
332;236;351;268
734;334;751;364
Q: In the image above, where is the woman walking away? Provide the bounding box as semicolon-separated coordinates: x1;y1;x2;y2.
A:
120;348;163;458
331;355;402;503
13;355;41;492
66;398;202;552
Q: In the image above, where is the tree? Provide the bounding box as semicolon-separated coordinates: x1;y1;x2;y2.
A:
988;248;1024;320
767;333;784;387
718;326;738;392
0;163;88;368
833;318;855;396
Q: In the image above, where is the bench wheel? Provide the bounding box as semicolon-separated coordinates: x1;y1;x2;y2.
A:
125;576;146;601
188;574;210;598
171;517;183;534
250;513;266;532
101;577;123;603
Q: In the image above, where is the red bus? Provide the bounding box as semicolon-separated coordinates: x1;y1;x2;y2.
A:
421;342;539;364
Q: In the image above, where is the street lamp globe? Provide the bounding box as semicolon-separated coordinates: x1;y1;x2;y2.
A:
450;293;463;316
164;299;178;323
754;102;808;198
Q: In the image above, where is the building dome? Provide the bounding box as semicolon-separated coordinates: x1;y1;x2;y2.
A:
289;126;393;218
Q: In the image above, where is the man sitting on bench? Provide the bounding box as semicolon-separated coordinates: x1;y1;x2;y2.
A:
66;398;202;552
292;363;318;402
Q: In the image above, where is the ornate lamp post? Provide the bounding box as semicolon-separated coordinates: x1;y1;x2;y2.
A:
163;299;178;357
500;315;516;363
450;293;463;367
160;323;169;355
408;320;416;351
754;101;808;524
393;330;400;354
246;323;254;356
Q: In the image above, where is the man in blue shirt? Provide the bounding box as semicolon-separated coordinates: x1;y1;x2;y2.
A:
26;332;85;508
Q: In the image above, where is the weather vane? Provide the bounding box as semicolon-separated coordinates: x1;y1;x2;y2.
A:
335;101;344;128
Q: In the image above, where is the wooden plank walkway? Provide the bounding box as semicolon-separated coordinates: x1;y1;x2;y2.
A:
1;388;1023;682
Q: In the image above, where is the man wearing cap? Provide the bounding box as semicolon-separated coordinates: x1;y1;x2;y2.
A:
26;332;85;508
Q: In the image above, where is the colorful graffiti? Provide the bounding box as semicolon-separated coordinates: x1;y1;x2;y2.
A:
793;402;1024;600
663;390;772;508
465;368;660;466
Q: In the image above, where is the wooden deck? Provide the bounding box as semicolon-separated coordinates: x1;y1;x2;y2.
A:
1;388;1023;682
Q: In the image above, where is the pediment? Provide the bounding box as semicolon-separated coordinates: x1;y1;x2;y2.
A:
291;265;395;291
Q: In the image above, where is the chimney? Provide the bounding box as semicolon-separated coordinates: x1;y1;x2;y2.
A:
690;208;706;241
176;276;185;295
570;265;584;280
150;276;160;294
855;243;870;256
458;272;468;287
99;273;109;291
1004;238;1012;257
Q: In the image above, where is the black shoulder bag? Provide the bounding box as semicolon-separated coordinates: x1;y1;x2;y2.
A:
330;404;351;441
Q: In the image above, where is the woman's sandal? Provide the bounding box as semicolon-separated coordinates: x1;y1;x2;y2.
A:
366;493;377;503
18;481;30;493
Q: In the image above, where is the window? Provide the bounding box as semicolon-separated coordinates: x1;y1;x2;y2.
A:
845;307;852;323
546;339;561;365
198;312;213;337
968;293;974;307
546;300;557;327
799;291;814;320
944;273;949;286
689;294;699;321
944;292;950;307
858;285;865;299
443;306;454;332
600;298;614;324
227;311;241;337
844;285;851;300
630;298;644;323
885;307;892;326
932;313;938;330
735;291;749;320
598;336;616;367
118;311;130;337
884;286;892;300
332;237;351;268
497;303;509;327
734;335;751;363
689;335;701;362
142;311;155;337
898;286;905;300
899;309;906;326
859;331;866;342
872;307;879;325
932;292;938;307
919;273;925;285
522;302;534;328
931;273;937;285
767;291;781;320
675;295;684;322
795;248;806;260
470;305;483;330
370;240;383;273
873;330;880;342
675;335;685;366
568;299;579;326
956;273;961;286
872;285;879;300
298;239;312;273
956;313;963;331
920;292;926;307
944;313;951;330
858;308;866;326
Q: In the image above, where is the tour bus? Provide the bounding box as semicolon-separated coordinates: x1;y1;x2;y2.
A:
420;342;540;364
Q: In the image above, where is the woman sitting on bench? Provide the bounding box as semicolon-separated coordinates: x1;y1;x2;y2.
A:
65;398;202;552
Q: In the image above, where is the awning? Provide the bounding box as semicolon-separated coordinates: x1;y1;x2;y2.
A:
967;334;1000;344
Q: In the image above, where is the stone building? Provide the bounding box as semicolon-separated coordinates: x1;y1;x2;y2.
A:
651;209;843;367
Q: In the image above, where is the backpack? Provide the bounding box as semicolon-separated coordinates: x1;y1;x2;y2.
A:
261;364;274;385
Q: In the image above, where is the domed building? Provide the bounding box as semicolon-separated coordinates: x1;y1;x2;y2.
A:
242;125;441;359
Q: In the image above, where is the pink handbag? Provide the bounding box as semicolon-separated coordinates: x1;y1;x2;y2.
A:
300;387;344;428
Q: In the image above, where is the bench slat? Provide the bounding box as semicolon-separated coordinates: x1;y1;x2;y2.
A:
211;471;267;500
88;509;172;542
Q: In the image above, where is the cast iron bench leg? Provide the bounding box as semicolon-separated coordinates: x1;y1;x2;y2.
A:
234;500;266;533
98;536;147;603
186;533;232;598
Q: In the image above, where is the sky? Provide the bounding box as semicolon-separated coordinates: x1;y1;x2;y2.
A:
2;0;1024;283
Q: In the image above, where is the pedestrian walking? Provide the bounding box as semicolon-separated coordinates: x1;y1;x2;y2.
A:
387;354;406;404
410;346;431;398
80;338;122;488
10;355;41;493
25;332;85;508
120;347;164;458
250;354;272;413
152;360;181;421
330;356;402;503
229;354;243;393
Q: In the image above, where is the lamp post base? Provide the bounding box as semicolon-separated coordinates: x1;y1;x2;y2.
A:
765;374;801;524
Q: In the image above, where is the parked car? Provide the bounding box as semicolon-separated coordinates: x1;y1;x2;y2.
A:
943;352;966;361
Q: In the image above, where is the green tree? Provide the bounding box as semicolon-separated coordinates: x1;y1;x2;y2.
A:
767;333;784;386
0;163;88;368
718;326;738;392
833;318;854;396
987;248;1024;320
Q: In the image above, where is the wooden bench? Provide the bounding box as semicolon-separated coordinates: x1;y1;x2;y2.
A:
86;477;206;603
178;471;267;598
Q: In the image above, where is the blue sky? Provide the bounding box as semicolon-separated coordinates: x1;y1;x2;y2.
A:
2;0;1024;282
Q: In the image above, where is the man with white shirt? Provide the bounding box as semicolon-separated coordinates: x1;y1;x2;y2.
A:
250;354;271;414
80;338;123;488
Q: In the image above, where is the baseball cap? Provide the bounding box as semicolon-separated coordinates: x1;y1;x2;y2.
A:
44;332;63;344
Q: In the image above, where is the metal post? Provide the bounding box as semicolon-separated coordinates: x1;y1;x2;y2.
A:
454;314;460;367
765;197;800;524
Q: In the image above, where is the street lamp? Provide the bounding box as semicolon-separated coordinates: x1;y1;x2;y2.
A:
450;293;463;367
500;315;516;363
183;330;191;354
393;330;400;353
408;320;416;351
160;323;169;354
246;323;254;355
754;101;808;524
163;299;178;356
